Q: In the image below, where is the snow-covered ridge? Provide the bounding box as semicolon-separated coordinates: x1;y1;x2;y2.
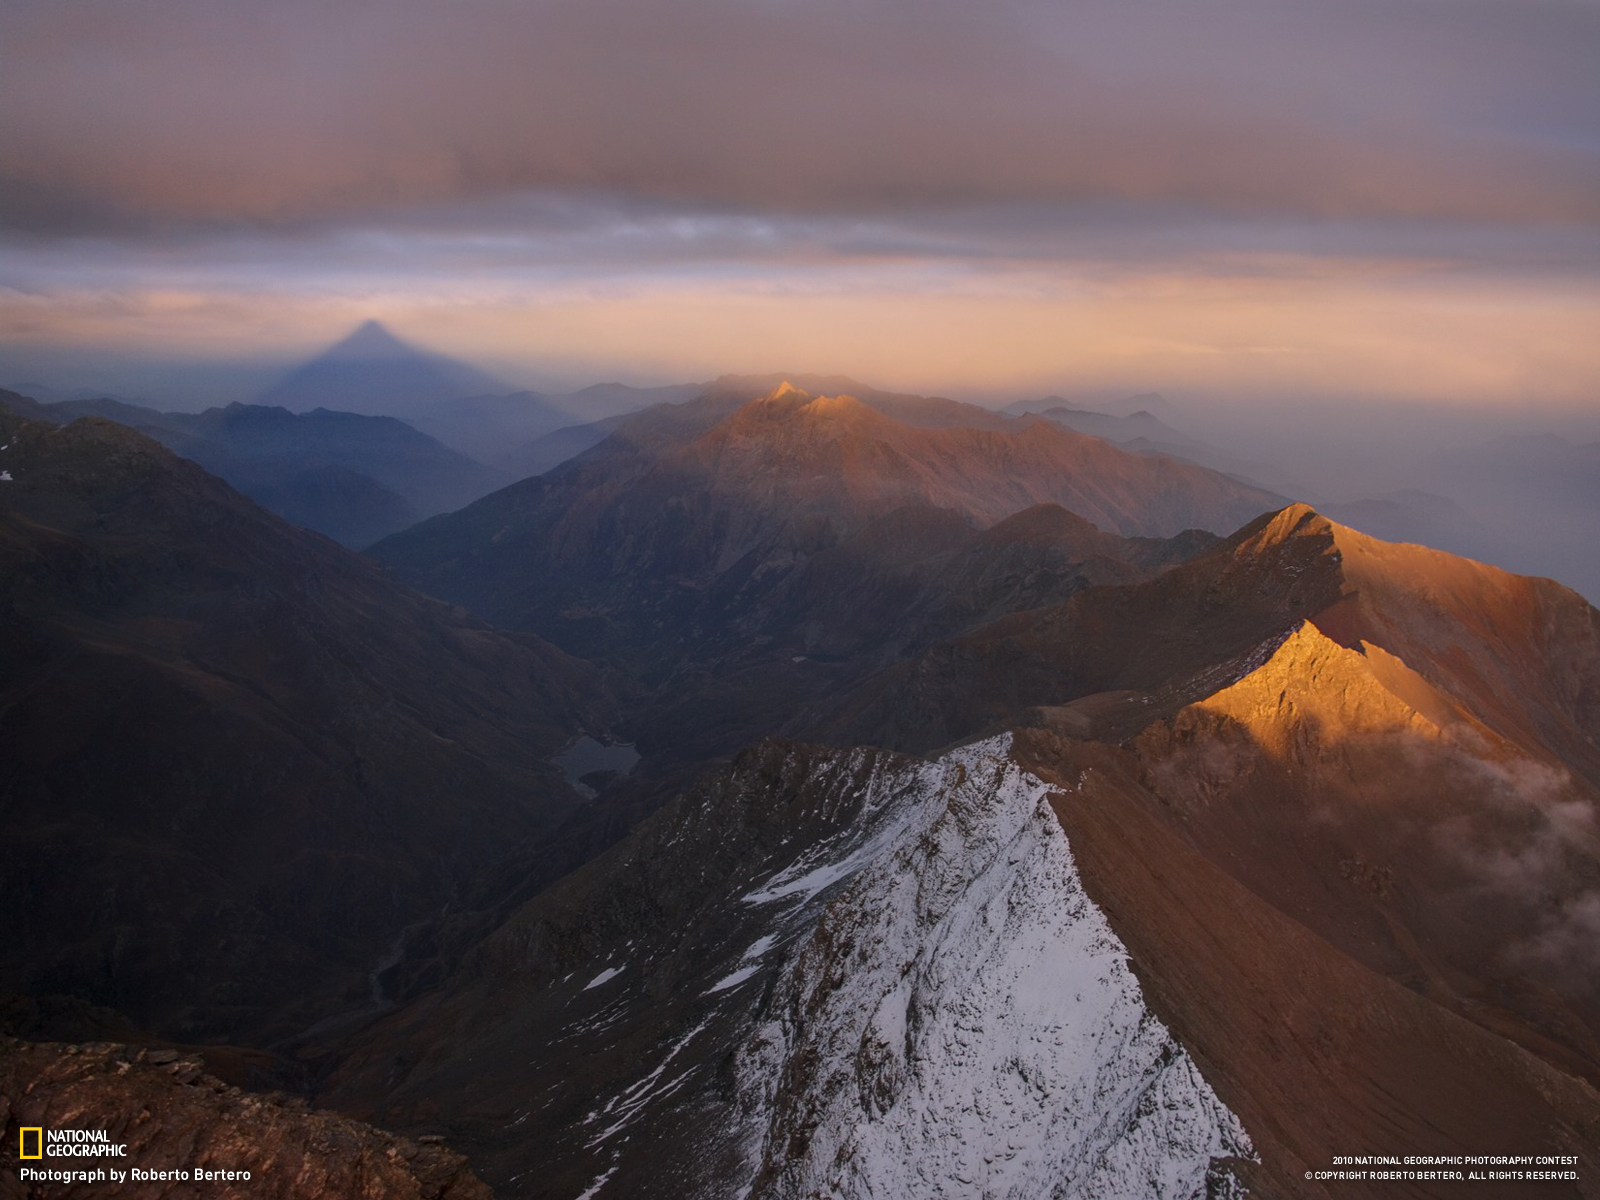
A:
735;738;1252;1199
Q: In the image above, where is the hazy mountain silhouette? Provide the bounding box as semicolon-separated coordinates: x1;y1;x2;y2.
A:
372;382;1279;659
0;390;507;547
412;382;703;470
256;320;506;417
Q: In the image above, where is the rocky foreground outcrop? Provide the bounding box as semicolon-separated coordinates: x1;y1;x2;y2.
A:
0;1038;491;1199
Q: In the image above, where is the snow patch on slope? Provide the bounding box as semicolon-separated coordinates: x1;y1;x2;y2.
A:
736;738;1251;1199
583;965;625;990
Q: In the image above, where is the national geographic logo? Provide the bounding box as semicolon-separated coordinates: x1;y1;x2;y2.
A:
16;1126;128;1157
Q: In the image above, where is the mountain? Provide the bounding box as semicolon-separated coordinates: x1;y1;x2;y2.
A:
11;346;1600;1200
1322;488;1488;555
1416;433;1600;603
0;391;508;547
412;382;704;471
831;504;1600;767
0;404;609;1043
323;508;1600;1199
1032;403;1197;448
409;372;1020;478
323;741;1256;1200
374;382;1280;647
370;382;1272;760
256;320;507;417
830;504;1600;1073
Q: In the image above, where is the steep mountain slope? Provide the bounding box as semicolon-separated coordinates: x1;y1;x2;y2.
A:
832;504;1600;772
324;740;1255;1200
0;408;606;1043
374;382;1273;672
0;390;507;547
326;732;1599;1200
326;510;1600;1199
829;505;1600;1085
1018;720;1600;1200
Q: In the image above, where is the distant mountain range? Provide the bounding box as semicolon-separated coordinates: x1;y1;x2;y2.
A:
410;382;704;472
0;389;507;547
371;381;1281;761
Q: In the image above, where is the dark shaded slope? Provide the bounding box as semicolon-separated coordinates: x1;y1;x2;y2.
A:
323;741;900;1200
0;390;506;547
329;507;1600;1200
0;408;603;1044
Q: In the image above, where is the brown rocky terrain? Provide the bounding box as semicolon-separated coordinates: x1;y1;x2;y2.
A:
830;503;1600;760
0;1037;490;1199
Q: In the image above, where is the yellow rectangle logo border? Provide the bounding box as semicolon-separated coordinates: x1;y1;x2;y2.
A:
19;1127;43;1159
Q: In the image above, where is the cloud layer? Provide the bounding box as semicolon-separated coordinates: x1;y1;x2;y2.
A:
2;0;1597;405
5;0;1598;235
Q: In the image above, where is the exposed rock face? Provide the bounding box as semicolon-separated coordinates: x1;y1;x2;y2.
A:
0;1038;491;1199
326;740;1253;1200
0;408;604;1042
1015;615;1600;1093
737;742;1252;1200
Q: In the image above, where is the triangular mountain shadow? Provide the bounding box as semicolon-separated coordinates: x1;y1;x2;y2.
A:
257;320;507;417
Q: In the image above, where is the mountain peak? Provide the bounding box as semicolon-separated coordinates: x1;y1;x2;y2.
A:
324;319;416;361
1191;619;1452;748
1261;502;1335;539
258;322;505;417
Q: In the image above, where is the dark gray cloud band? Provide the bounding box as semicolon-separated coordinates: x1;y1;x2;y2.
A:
3;0;1598;241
